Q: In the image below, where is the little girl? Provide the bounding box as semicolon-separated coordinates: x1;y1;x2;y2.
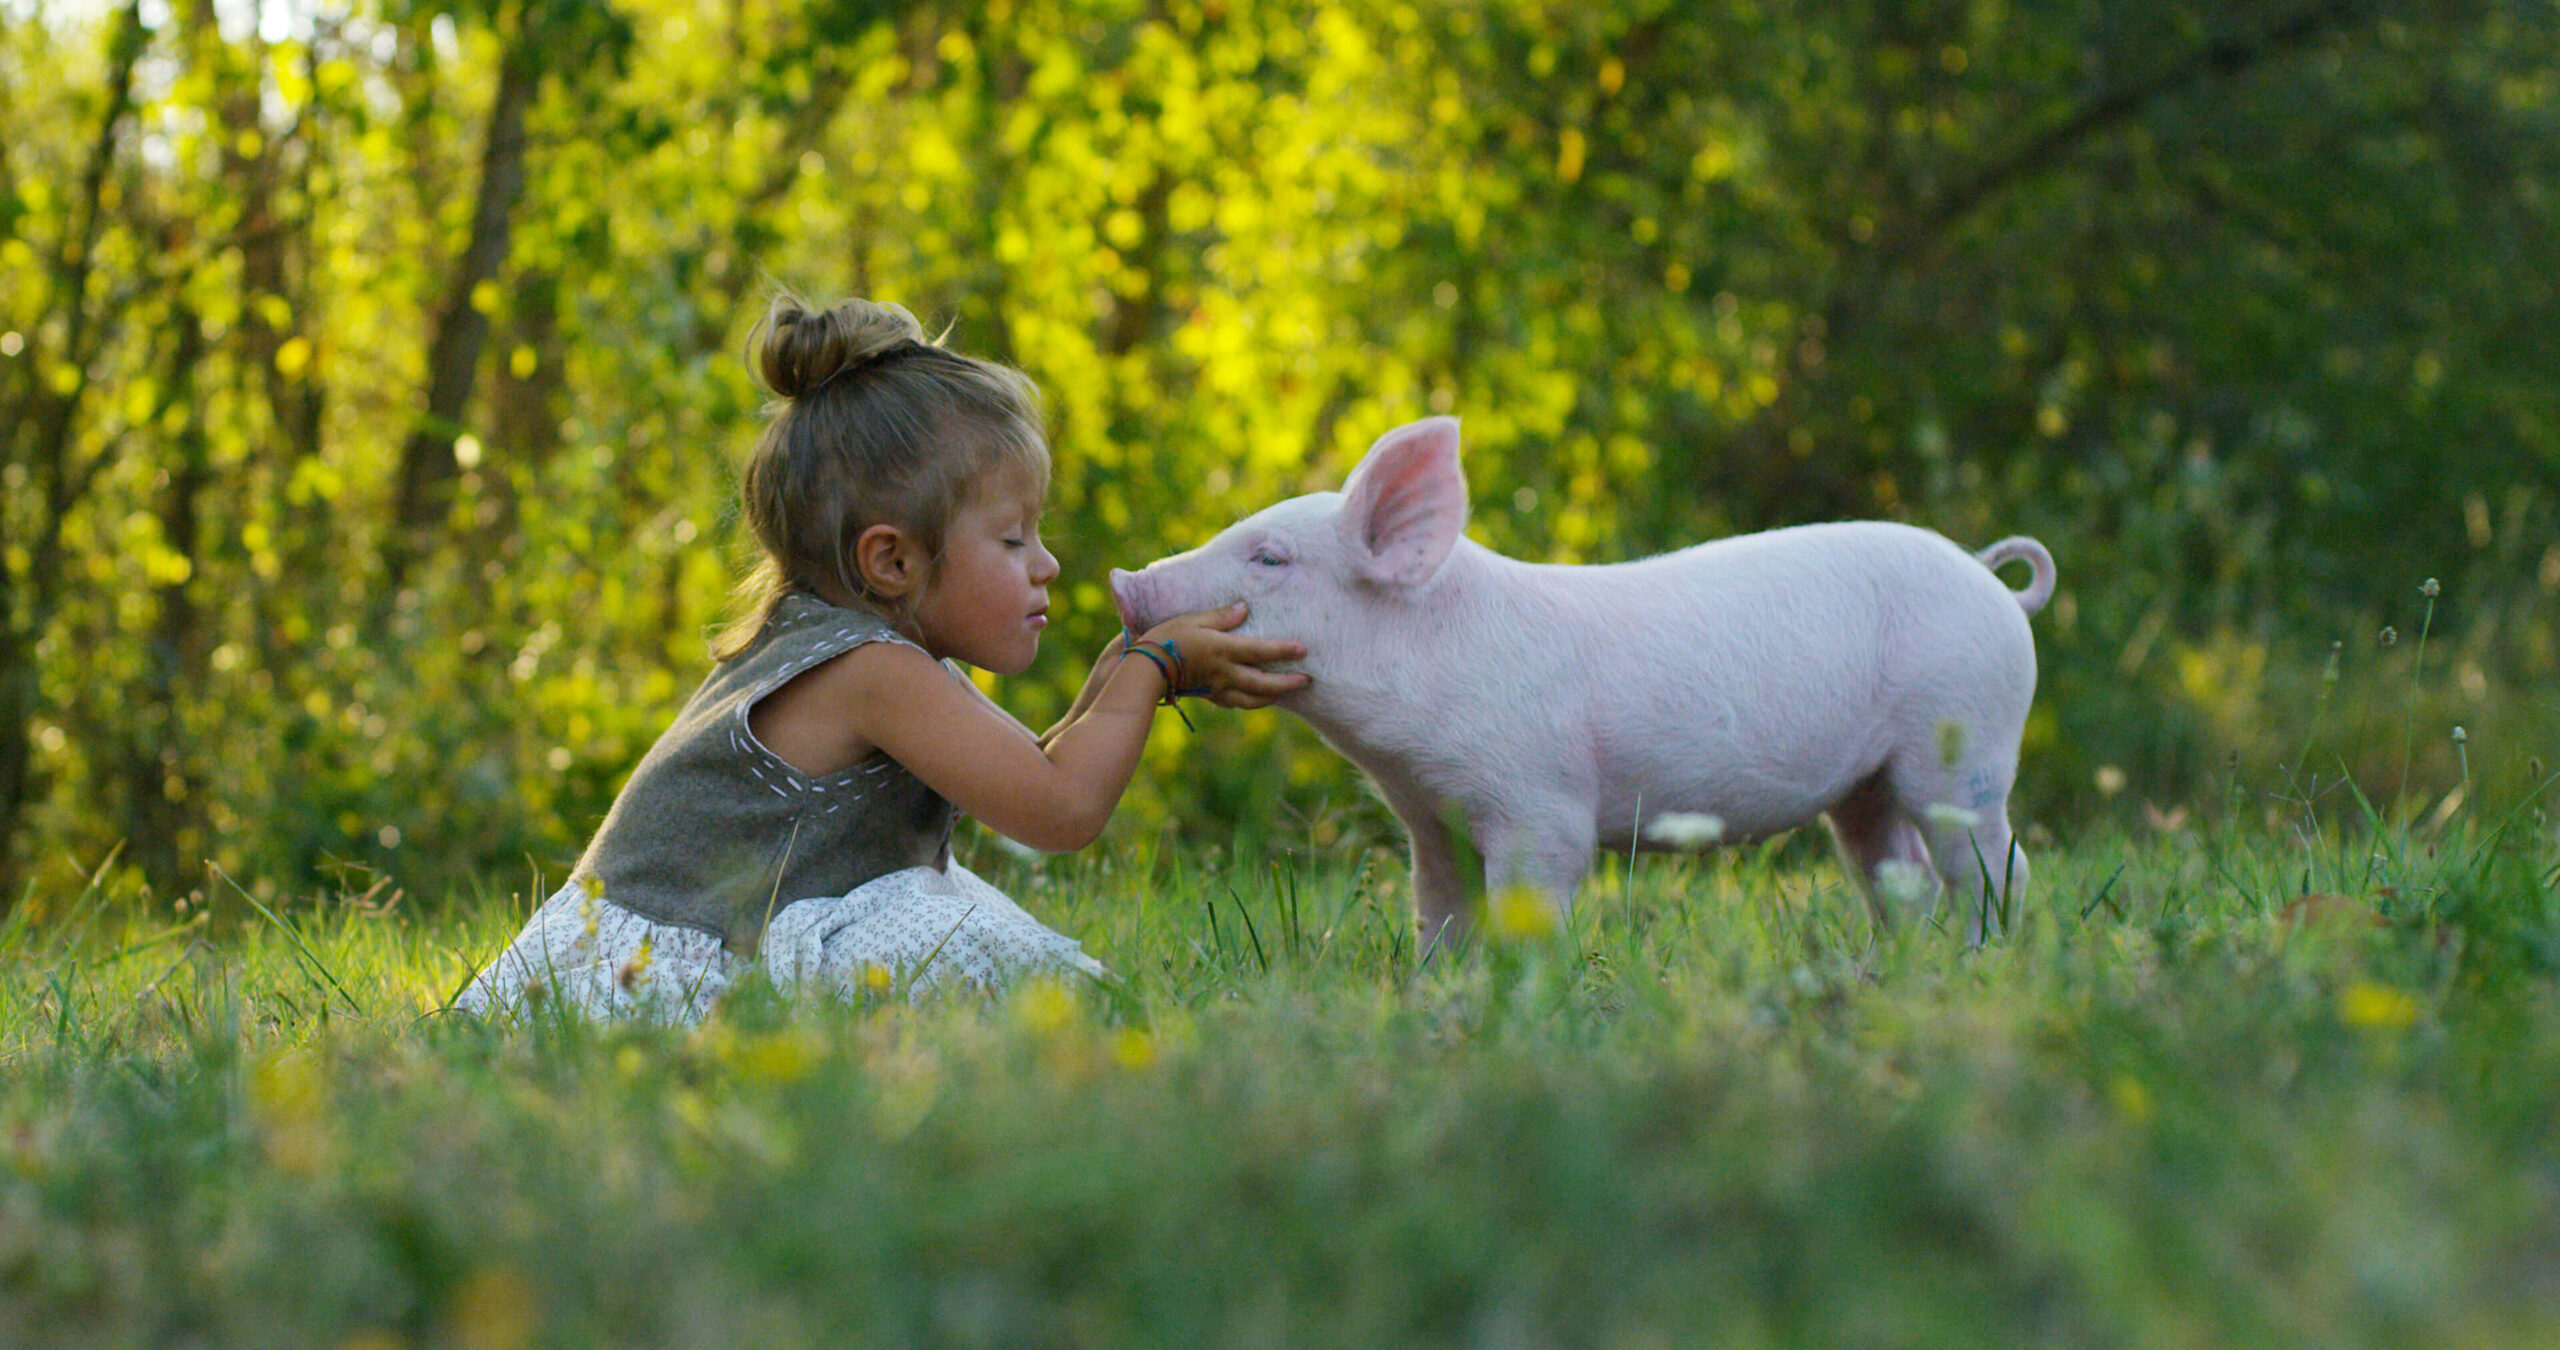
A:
454;293;1306;1022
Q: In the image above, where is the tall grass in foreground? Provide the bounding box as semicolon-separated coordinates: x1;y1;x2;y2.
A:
3;795;2558;1348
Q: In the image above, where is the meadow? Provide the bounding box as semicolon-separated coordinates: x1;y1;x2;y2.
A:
10;2;2560;1345
6;776;2557;1349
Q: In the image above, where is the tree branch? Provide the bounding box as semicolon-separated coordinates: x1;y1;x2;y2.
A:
1873;0;2375;278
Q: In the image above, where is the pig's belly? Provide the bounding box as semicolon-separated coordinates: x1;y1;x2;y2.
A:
1589;735;1879;847
1582;644;1889;846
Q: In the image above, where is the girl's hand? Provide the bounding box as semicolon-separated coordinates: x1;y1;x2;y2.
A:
827;602;1306;853
1141;603;1310;709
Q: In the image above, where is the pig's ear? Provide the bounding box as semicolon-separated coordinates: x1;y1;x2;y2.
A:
1339;416;1467;587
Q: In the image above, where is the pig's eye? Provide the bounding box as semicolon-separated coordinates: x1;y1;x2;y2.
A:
1249;547;1289;568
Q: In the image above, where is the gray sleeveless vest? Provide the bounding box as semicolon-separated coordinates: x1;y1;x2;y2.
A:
571;592;953;953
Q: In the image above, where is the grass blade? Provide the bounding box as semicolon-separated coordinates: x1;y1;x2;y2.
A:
212;864;362;1016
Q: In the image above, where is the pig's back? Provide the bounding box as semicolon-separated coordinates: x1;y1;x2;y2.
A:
1496;521;2034;835
1512;519;2014;656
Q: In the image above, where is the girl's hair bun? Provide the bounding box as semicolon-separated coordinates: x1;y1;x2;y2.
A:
754;292;927;399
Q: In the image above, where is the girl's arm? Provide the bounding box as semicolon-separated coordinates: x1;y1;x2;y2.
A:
834;605;1303;852
1037;629;1130;749
941;629;1155;750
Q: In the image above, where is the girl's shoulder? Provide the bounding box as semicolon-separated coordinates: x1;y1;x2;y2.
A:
733;592;919;668
729;596;951;781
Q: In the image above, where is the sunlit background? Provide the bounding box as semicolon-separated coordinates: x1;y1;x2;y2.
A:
4;0;2555;910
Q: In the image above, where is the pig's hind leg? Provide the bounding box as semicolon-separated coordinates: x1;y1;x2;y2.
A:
1900;768;2028;945
1826;771;1936;932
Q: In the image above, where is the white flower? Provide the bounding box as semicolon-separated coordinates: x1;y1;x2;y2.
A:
1643;812;1726;850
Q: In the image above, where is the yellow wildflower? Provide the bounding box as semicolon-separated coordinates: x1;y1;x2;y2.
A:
248;1048;336;1176
1486;884;1560;941
736;1029;823;1086
450;1266;538;1350
2106;1075;2153;1123
2340;981;2421;1031
1012;978;1079;1036
1111;1028;1159;1073
616;933;654;993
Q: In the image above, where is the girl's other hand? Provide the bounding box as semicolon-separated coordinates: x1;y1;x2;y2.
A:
1144;603;1309;709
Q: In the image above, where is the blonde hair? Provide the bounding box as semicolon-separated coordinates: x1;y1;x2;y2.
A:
716;292;1049;659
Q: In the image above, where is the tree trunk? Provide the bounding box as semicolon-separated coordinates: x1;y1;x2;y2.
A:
0;0;150;914
123;305;211;896
385;38;540;592
478;264;566;602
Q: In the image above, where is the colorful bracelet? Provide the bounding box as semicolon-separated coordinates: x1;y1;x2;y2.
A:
1123;640;1177;688
1150;638;1213;699
1122;631;1206;730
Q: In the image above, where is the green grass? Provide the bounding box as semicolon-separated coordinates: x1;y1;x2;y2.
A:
5;799;2559;1349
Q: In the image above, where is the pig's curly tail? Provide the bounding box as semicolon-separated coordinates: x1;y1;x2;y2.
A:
1974;537;2057;615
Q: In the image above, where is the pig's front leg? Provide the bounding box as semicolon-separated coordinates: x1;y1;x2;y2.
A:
1476;804;1598;920
1383;790;1472;943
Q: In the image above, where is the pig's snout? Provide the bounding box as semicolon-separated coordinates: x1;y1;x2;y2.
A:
1107;567;1149;632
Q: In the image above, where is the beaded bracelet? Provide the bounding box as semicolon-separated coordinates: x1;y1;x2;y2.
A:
1123;640;1177;688
1122;630;1211;729
1151;638;1213;700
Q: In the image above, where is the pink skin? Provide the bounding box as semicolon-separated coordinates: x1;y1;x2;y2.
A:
912;482;1057;676
1110;416;2055;944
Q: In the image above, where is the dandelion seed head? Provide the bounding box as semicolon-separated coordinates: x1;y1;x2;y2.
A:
1643;812;1726;850
2380;626;2399;647
2451;726;2468;744
1876;860;1933;908
2420;577;2440;598
1923;802;1983;832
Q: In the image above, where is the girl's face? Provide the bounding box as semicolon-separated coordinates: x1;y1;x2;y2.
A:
913;474;1058;675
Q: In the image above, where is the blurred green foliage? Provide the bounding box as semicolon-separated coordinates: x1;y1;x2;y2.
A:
1;0;2555;910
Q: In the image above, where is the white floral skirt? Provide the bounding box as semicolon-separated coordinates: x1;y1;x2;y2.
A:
451;862;1106;1024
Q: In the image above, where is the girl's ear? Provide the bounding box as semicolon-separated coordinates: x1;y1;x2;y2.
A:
853;523;925;598
1338;416;1467;587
